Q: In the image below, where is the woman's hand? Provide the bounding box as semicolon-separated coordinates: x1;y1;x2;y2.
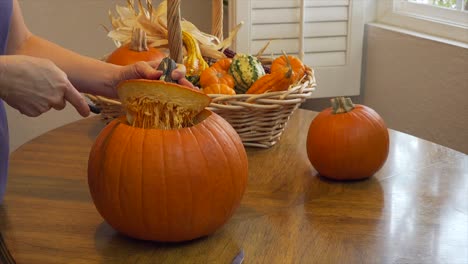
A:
0;55;90;117
105;60;196;99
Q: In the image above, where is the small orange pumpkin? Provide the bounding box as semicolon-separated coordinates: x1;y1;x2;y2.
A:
202;83;236;95
106;28;166;66
199;58;235;88
306;97;389;180
88;80;248;242
246;54;305;94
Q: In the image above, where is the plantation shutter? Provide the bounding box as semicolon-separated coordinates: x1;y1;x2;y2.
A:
229;0;366;97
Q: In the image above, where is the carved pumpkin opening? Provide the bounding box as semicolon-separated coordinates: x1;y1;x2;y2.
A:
117;79;211;129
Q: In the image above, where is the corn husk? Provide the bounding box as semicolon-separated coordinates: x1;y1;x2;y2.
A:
106;0;243;60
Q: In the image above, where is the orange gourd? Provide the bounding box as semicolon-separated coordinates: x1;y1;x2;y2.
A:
106;28;166;66
306;97;389;181
246;72;291;94
246;54;305;94
88;80;248;242
270;55;305;83
202;84;236;95
199;58;235;88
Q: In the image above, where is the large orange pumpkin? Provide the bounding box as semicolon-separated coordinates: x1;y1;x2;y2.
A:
88;80;248;242
306;97;389;180
106;28;166;66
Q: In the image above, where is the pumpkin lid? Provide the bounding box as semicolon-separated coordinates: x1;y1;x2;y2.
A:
117;79;212;129
117;79;211;113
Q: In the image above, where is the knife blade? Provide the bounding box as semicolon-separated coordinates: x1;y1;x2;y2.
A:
231;249;244;264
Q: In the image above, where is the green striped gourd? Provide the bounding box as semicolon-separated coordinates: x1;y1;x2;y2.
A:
229;54;265;94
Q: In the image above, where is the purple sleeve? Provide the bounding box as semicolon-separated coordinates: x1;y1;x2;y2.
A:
0;0;13;202
0;103;8;202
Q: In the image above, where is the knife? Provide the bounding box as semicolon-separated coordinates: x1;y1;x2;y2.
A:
231;249;244;264
88;103;101;114
0;232;16;264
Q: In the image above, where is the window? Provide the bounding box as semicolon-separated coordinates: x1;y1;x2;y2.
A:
377;0;468;44
229;0;366;98
398;0;468;26
407;0;467;11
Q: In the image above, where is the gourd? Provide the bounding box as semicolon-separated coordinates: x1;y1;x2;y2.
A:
270;54;305;81
199;58;235;89
106;28;166;66
182;31;209;84
246;54;305;94
306;97;389;180
88;79;248;242
229;53;265;94
202;84;236;95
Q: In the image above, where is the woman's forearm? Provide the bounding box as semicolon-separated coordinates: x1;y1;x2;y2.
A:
2;0;184;118
7;0;120;97
15;35;121;97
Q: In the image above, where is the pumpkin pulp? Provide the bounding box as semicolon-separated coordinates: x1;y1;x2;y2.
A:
117;79;212;130
125;96;199;129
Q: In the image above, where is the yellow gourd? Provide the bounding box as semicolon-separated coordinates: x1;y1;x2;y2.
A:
182;31;209;79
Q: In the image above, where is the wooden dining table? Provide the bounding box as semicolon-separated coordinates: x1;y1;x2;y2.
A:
0;108;467;264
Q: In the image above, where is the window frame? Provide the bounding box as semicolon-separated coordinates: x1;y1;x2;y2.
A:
376;0;468;44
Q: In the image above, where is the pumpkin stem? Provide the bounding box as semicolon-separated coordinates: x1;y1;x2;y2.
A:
281;50;293;79
157;57;178;83
331;97;355;114
130;27;149;52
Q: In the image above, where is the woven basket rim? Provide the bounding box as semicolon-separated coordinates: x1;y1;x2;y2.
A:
209;75;316;101
85;67;316;106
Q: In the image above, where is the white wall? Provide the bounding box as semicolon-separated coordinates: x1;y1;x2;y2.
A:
362;24;468;154
8;0;212;152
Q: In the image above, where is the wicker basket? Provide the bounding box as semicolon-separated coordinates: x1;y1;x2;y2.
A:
85;0;316;148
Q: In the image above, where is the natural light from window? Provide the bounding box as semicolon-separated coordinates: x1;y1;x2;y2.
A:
408;0;468;11
376;0;468;44
396;0;468;28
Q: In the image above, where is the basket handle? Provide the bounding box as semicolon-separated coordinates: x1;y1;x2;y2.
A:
211;0;224;41
167;0;183;63
167;0;224;63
